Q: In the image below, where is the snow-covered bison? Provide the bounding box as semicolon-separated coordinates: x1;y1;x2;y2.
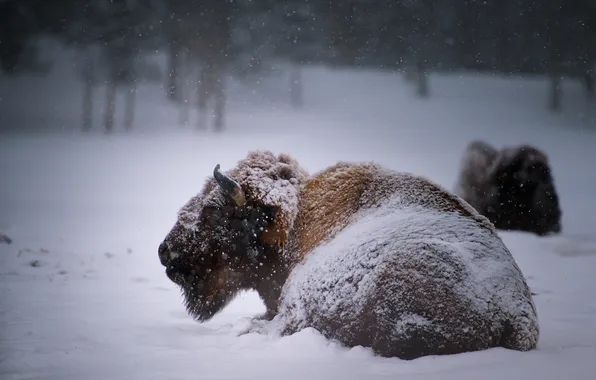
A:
158;151;539;360
454;140;561;236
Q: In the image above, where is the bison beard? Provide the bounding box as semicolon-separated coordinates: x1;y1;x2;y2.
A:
454;140;562;236
158;151;539;360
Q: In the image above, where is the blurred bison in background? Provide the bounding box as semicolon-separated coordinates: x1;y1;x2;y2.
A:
454;140;561;236
158;151;539;360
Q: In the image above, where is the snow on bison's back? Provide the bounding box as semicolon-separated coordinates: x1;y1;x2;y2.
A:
276;169;539;360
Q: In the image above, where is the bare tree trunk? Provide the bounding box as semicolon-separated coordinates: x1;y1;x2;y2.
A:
584;71;594;99
546;7;564;113
124;85;136;131
178;97;190;126
213;74;225;131
178;49;190;126
80;48;96;132
403;65;416;83
549;64;562;112
196;65;226;131
197;67;209;130
416;61;429;98
104;80;117;134
167;41;181;103
81;78;93;131
583;67;595;126
289;65;303;108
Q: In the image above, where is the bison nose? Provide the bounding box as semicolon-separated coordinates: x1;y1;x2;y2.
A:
158;241;170;266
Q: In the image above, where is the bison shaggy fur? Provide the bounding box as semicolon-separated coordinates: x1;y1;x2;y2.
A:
454;140;561;236
158;150;539;360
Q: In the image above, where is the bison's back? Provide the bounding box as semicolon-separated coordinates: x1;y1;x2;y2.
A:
277;197;538;359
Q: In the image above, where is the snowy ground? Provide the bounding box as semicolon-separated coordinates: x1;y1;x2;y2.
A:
1;58;596;379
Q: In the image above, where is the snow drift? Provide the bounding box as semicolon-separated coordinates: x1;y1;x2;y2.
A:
159;151;539;360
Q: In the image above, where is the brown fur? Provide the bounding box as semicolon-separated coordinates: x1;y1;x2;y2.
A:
287;162;492;266
454;140;562;236
290;163;369;262
159;151;538;359
273;161;537;359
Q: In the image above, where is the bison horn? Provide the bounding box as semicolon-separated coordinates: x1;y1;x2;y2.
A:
213;164;246;206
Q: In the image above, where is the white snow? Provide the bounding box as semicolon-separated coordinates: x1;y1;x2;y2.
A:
222;150;309;237
276;197;538;354
1;48;596;379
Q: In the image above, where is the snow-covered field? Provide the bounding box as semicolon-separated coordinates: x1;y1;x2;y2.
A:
1;55;596;379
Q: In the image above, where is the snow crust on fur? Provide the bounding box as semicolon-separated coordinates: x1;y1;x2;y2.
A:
176;151;309;233
233;151;309;235
275;168;539;357
176;195;205;231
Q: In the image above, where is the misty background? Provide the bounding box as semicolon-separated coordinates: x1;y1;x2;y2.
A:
0;0;595;134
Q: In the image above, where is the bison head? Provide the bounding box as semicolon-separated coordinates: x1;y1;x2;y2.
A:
488;145;561;235
158;151;308;321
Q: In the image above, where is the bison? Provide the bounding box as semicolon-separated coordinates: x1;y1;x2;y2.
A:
158;151;539;360
454;140;561;236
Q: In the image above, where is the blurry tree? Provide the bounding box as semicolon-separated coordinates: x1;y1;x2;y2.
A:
450;0;595;112
319;0;369;66
231;0;278;80
543;0;566;112
78;45;100;132
99;0;162;132
373;1;412;68
51;0;163;132
0;0;52;76
3;0;596;125
318;0;444;97
272;1;326;107
165;0;234;130
570;0;596;101
403;0;438;98
164;0;192;105
541;0;596;112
